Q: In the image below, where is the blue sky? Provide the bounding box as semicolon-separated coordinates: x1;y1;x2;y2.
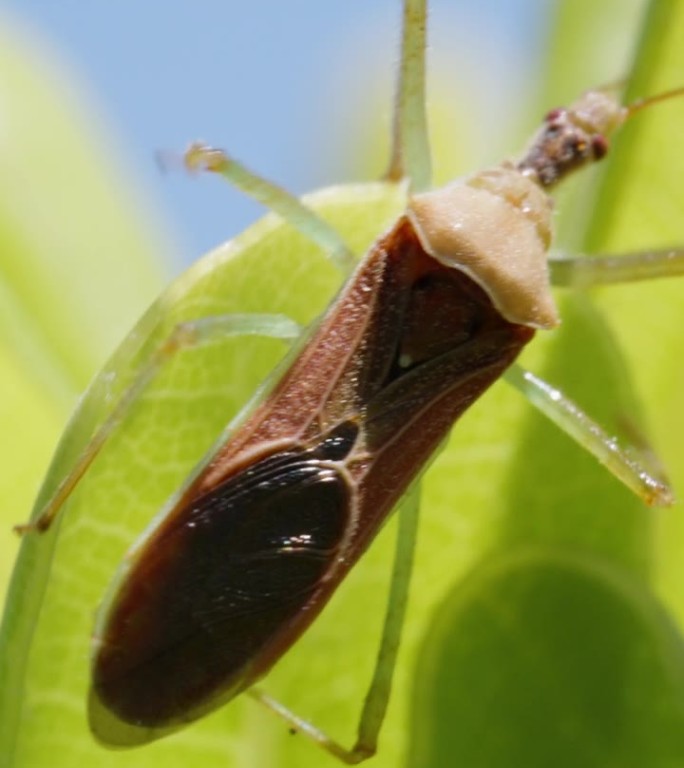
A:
5;2;546;269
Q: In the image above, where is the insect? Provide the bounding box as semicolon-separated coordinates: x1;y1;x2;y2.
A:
4;2;684;765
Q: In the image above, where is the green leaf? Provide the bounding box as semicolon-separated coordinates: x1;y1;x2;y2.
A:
1;177;408;767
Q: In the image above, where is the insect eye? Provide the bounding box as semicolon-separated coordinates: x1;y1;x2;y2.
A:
544;107;564;123
591;134;609;159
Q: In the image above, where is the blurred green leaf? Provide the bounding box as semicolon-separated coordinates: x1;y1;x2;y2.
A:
408;549;684;768
0;17;168;612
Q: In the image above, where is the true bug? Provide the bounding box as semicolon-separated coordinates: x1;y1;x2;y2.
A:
3;1;684;766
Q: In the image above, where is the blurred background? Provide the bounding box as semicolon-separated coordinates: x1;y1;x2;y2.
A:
2;0;568;268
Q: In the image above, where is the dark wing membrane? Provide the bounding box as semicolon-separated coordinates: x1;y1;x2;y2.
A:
92;447;351;732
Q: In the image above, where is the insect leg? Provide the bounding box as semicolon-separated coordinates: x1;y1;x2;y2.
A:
386;0;431;191
549;249;684;288
17;313;301;534
248;484;422;764
184;144;355;273
504;364;673;507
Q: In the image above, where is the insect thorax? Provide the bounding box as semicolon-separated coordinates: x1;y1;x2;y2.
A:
407;165;557;330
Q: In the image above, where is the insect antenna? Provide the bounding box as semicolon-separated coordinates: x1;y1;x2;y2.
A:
624;84;684;118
